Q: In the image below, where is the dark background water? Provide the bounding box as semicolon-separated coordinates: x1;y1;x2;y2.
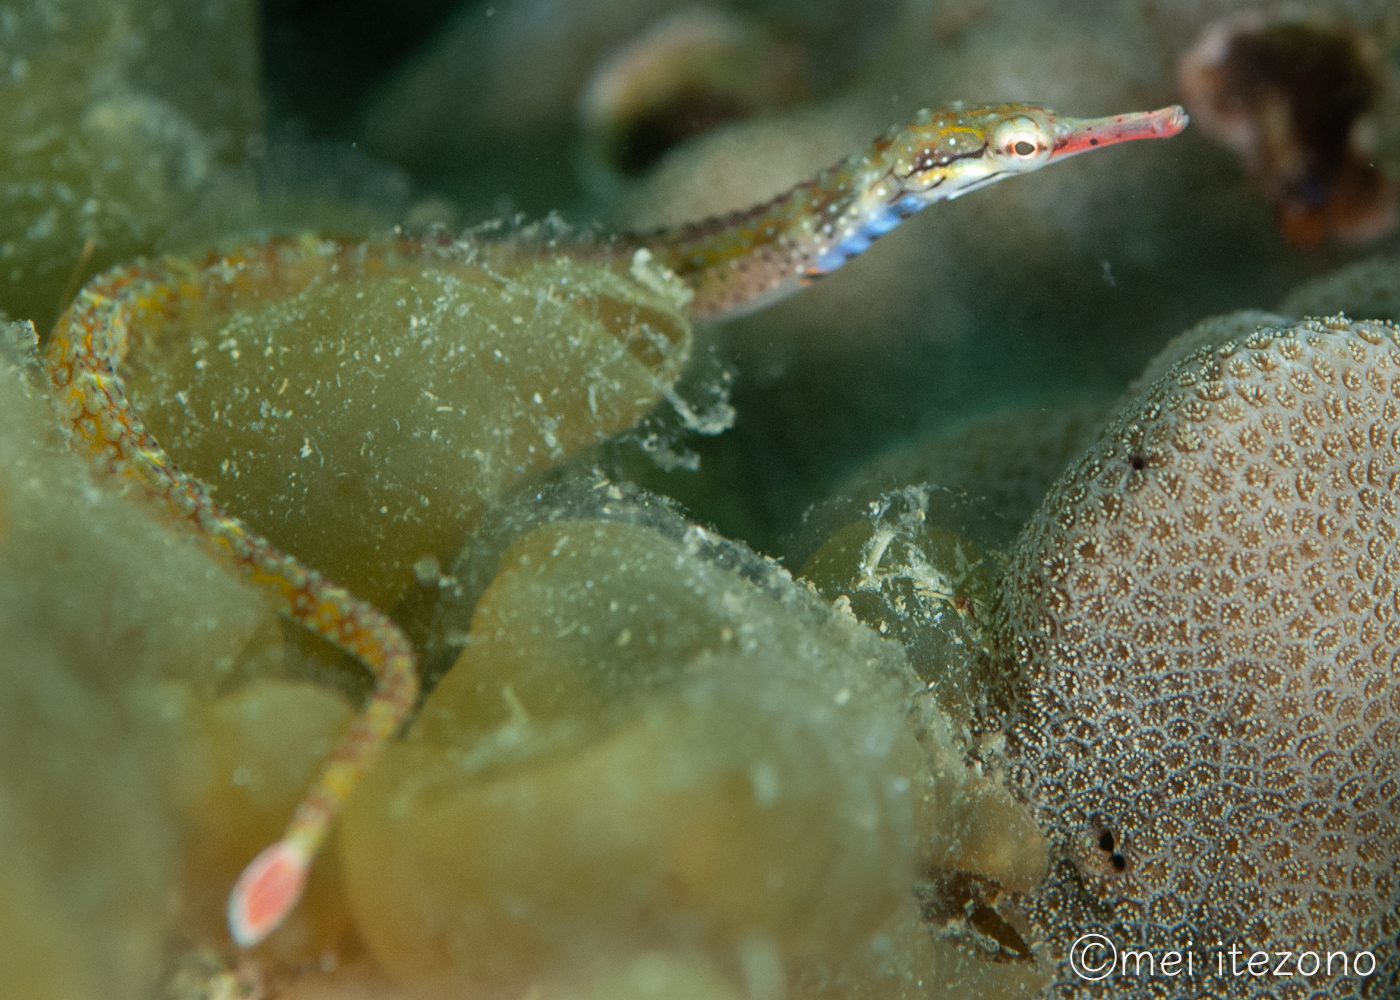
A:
262;0;460;137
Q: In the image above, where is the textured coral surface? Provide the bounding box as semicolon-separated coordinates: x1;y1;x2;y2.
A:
999;317;1400;998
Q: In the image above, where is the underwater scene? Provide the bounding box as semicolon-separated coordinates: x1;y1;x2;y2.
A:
2;0;1400;998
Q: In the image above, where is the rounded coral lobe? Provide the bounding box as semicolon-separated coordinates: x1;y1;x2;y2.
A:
996;317;1400;997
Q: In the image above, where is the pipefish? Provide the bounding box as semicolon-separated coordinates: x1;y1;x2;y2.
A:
40;101;1186;947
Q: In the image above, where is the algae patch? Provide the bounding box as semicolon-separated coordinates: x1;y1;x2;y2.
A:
0;0;260;331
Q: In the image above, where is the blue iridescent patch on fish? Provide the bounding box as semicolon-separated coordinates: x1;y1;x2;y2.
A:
810;194;930;274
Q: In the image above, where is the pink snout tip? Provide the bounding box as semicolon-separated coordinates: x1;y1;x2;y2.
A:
227;839;310;948
1147;104;1191;137
1052;105;1190;159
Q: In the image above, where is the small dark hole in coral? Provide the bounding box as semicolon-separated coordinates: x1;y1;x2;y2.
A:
1111;853;1128;872
1088;137;1098;146
1098;829;1116;852
1128;454;1147;472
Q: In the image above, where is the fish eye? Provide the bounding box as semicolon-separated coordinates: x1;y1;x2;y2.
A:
993;118;1046;160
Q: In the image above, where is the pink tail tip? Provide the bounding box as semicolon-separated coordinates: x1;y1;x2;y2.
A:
227;839;310;947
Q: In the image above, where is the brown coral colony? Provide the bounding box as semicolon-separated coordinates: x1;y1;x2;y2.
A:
1180;20;1398;245
996;316;1400;996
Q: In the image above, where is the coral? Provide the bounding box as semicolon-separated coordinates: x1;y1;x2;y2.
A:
1282;255;1400;324
357;0;698;175
577;7;807;198
997;315;1400;997
45;230;693;947
1123;310;1294;400
353;0;897;210
331;475;1048;998
122;237;692;612
0;325;283;1000
0;0;260;331
614;99;878;234
799;487;1003;729
820;399;1112;550
793;486;1057;970
140;680;358;963
1179;16;1398;245
342;508;924;997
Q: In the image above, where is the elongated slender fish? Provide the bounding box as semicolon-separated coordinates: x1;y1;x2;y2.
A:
40;101;1186;949
639;102;1189;321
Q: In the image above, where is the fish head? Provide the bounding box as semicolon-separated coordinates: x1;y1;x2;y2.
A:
891;103;1187;201
890;104;1056;197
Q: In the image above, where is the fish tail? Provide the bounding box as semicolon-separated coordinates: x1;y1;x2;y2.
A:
43;255;420;949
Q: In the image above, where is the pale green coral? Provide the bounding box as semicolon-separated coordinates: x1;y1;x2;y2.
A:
334;476;1050;998
0;0;259;330
126;250;692;612
343;512;926;997
0;324;280;1000
798;487;1001;728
